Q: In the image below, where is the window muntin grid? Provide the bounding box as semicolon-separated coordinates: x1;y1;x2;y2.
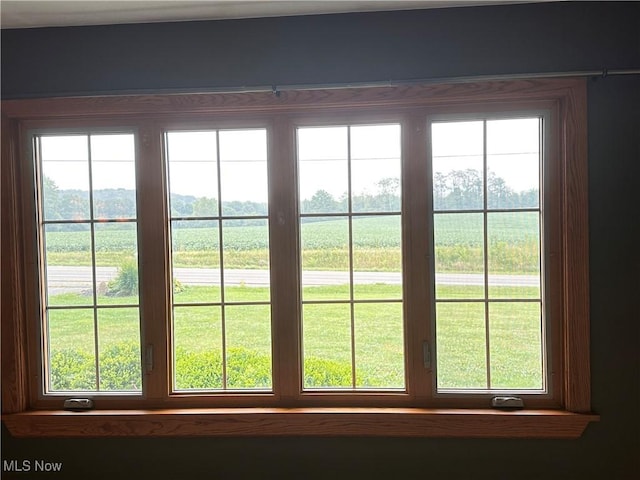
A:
8;81;588;419
431;117;546;393
297;124;405;390
166;129;273;392
36;132;142;394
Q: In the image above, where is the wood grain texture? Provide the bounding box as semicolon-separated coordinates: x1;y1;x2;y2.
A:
561;80;591;413
2;78;593;420
2;408;598;438
2;79;586;120
1;115;29;414
267;118;302;402
402;114;432;400
136;123;171;401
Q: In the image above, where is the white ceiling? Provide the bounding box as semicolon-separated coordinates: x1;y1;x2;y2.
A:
1;0;541;29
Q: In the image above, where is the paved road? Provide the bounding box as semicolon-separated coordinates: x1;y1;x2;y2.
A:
46;266;539;293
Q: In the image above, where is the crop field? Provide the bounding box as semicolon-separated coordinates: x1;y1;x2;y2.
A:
44;213;540;272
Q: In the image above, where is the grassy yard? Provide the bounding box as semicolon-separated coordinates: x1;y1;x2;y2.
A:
47;284;543;392
43;214;542;391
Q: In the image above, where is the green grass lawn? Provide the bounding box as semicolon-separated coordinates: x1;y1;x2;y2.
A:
43;210;542;391
46;284;543;392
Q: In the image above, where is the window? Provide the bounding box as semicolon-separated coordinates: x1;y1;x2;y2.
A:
1;79;597;437
297;124;404;390
34;132;142;394
166;129;272;391
431;117;545;393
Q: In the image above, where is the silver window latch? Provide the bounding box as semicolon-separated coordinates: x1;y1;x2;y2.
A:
491;396;524;409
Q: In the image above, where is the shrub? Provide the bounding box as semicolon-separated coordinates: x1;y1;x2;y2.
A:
226;348;271;388
99;342;142;390
50;343;369;391
303;357;352;387
107;259;138;297
49;342;141;391
49;349;96;391
174;347;272;389
173;278;186;294
174;348;223;389
107;260;186;297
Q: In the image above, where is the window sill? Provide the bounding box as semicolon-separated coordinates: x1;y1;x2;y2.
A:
2;408;598;438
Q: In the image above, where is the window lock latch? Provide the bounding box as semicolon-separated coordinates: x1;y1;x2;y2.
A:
491;396;524;409
63;398;94;411
422;341;431;369
145;344;153;373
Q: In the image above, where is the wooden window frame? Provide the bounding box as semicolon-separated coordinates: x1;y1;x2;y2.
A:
1;78;598;437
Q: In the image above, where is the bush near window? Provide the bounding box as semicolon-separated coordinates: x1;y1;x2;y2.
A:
106;260;138;297
49;343;361;391
50;343;142;391
106;260;185;297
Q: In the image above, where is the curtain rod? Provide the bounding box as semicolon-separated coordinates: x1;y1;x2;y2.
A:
270;68;640;94
5;68;640;100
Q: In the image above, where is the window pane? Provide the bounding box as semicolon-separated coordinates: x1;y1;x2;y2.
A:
434;213;484;300
489;303;543;389
40;135;88;161
167;131;218;218
301;217;350;301
90;134;135;161
167;129;273;393
350;124;401;213
219;129;268;216
432;116;546;394
351;124;401;160
172;220;221;303
298;126;348;214
45;224;93;306
91;134;137;220
222;219;270;303
487;212;540;299
167;131;218;162
173;306;223;390
432;121;484;211
225;305;272;390
436;302;487;389
298;123;405;392
95;223;138;305
487;118;540;209
47;309;96;392
354;303;404;388
97;307;141;391
303;304;352;389
37;131;141;396
40;135;90;221
352;216;402;300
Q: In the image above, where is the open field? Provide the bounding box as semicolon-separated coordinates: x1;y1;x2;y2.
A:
44;213;540;273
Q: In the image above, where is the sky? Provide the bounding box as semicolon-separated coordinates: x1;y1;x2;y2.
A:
39;118;540;205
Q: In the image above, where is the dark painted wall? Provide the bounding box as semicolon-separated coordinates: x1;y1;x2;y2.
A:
2;2;639;479
2;2;639;98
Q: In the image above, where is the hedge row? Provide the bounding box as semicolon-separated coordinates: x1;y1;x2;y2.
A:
49;343;359;391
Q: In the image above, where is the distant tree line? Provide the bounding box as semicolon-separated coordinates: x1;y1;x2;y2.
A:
302;177;401;214
434;169;538;210
43;177;136;225
42;170;536;231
